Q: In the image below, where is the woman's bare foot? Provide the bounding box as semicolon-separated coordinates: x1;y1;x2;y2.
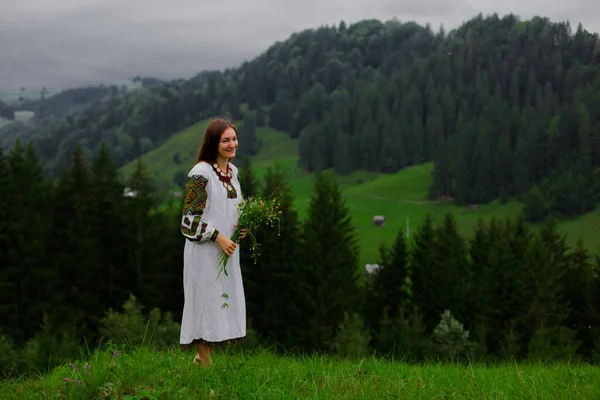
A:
193;350;213;368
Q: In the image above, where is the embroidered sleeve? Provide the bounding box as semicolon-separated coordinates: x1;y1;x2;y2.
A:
180;174;219;242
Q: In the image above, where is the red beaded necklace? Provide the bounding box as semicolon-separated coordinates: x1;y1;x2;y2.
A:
212;162;232;183
212;162;237;198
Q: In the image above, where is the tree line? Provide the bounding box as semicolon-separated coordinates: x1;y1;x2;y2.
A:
240;157;600;362
3;14;600;221
2;142;599;376
1;142;183;353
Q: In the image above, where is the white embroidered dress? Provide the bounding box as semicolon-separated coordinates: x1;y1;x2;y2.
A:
179;161;246;347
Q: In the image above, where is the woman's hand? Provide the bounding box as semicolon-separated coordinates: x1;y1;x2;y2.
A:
235;224;247;240
216;233;237;257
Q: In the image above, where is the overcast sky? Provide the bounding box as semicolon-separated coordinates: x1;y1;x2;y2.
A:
1;0;599;91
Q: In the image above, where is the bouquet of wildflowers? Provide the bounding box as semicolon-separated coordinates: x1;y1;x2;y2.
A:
217;194;282;279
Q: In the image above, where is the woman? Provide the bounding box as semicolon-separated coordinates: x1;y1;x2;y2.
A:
179;117;247;368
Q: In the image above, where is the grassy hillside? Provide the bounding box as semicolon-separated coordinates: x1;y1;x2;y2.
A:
119;120;298;192
3;347;599;399
121;120;600;266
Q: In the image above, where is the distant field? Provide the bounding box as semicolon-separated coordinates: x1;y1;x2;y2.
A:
0;89;52;103
0;80;141;104
121;120;600;266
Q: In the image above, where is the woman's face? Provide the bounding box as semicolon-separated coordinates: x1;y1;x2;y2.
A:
217;127;238;161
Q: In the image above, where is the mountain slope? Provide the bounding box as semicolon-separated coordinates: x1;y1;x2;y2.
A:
120;119;600;265
11;15;600;221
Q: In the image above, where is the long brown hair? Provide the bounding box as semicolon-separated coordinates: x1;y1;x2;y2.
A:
195;118;238;164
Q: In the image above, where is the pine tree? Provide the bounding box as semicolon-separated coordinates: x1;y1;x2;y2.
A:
379;228;409;316
594;167;600;204
312;132;327;173
523;184;552;222
471;120;494;202
294;172;361;351
238;156;260;198
429;138;454;200
126;159;161;307
523;218;579;359
255;107;266;127
269;90;294;133
576;103;592;168
364;228;409;350
141;204;184;315
239;113;259;156
493;131;513;198
467;219;489;311
431;310;471;362
374;97;391;169
334;133;352;175
433;213;468;325
386;115;407;171
242;164;300;348
49;145;102;336
359;118;378;170
455;122;477;204
511;133;531;196
509;69;521;110
91;143;130;310
465;218;491;357
478;217;531;357
2;142;54;343
562;240;600;357
408;214;438;330
298;122;321;172
327;91;350;169
237;156;261;313
425;110;444;161
441;86;456;138
525;68;539;108
424;77;441;158
0;147;13;337
364;242;390;335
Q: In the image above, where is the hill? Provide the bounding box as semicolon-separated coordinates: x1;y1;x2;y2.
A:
8;14;600;220
121;119;600;265
118;118;301;195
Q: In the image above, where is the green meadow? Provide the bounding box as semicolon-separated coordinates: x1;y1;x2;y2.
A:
121;120;600;266
2;347;599;399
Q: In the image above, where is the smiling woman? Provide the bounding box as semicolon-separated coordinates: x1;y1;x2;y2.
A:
179;117;248;368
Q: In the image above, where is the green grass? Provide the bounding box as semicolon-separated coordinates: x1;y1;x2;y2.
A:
2;347;599;399
120;119;600;266
120;119;211;189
